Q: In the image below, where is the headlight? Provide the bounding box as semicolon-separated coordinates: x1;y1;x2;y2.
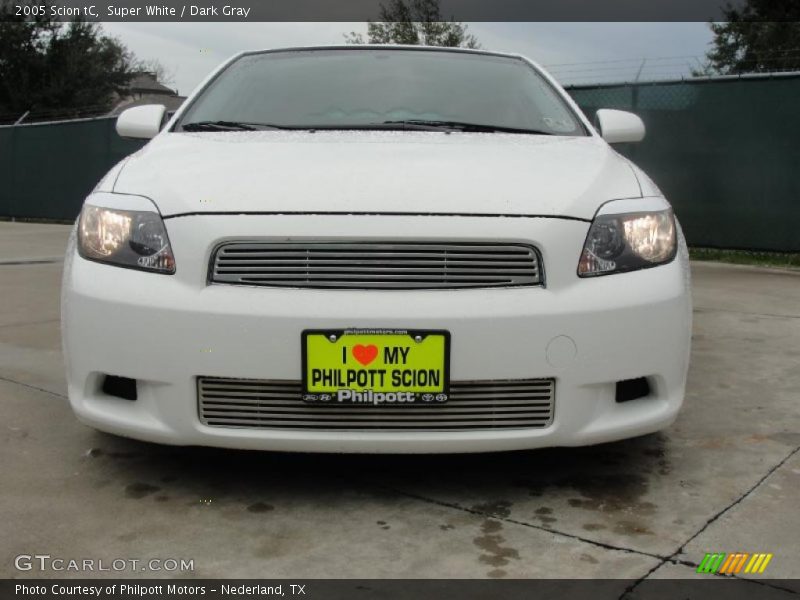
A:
78;205;176;274
578;209;676;277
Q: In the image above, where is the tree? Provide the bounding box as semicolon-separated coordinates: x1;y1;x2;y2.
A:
0;2;166;120
136;57;176;86
345;0;480;49
702;1;800;74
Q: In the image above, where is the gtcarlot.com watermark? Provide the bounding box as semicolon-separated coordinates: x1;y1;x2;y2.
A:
15;554;194;573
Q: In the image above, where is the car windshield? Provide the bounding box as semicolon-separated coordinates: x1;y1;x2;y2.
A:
177;48;586;136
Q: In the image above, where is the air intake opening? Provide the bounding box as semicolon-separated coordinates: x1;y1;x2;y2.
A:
197;377;555;431
615;377;651;403
102;375;137;401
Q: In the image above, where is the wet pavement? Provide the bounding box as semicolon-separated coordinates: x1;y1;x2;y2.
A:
1;222;798;589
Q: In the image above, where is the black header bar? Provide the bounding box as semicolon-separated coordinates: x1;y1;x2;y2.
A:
1;0;764;23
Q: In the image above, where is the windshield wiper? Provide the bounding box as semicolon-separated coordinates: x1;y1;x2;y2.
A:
180;121;282;132
181;121;388;132
382;119;554;135
181;120;553;134
262;123;444;132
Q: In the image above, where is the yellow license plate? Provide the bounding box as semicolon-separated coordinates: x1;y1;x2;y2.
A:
302;329;450;405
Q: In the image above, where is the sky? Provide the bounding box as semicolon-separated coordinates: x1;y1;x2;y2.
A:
101;22;716;95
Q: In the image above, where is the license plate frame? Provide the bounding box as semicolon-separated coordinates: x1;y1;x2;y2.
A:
301;328;451;405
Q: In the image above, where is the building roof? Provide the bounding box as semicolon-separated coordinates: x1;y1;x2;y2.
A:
128;72;178;96
108;94;186;116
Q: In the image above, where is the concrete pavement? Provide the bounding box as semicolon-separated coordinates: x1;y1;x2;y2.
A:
1;222;798;588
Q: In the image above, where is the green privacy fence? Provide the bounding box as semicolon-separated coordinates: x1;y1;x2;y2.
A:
0;117;145;221
1;74;799;251
568;74;800;252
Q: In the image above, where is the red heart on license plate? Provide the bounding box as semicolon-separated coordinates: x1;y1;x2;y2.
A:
352;344;379;366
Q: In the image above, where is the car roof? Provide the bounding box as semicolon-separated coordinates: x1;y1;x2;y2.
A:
236;45;525;62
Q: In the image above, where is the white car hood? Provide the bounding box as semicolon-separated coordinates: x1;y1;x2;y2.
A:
112;131;641;219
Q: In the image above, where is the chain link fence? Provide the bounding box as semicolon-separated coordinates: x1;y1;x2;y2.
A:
0;117;145;221
568;73;800;252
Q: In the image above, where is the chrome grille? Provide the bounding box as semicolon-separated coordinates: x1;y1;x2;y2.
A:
209;241;542;289
198;377;555;431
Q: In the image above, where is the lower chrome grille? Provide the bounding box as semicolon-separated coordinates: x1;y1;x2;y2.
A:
198;377;555;431
209;241;543;289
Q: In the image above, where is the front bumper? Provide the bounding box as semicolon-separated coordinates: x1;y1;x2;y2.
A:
62;214;692;453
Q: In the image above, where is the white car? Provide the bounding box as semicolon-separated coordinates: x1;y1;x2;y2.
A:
62;46;691;453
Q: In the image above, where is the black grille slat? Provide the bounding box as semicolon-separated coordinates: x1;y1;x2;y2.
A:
198;377;555;431
210;241;543;289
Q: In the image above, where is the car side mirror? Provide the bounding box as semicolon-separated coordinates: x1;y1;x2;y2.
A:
116;104;167;139
594;109;645;144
